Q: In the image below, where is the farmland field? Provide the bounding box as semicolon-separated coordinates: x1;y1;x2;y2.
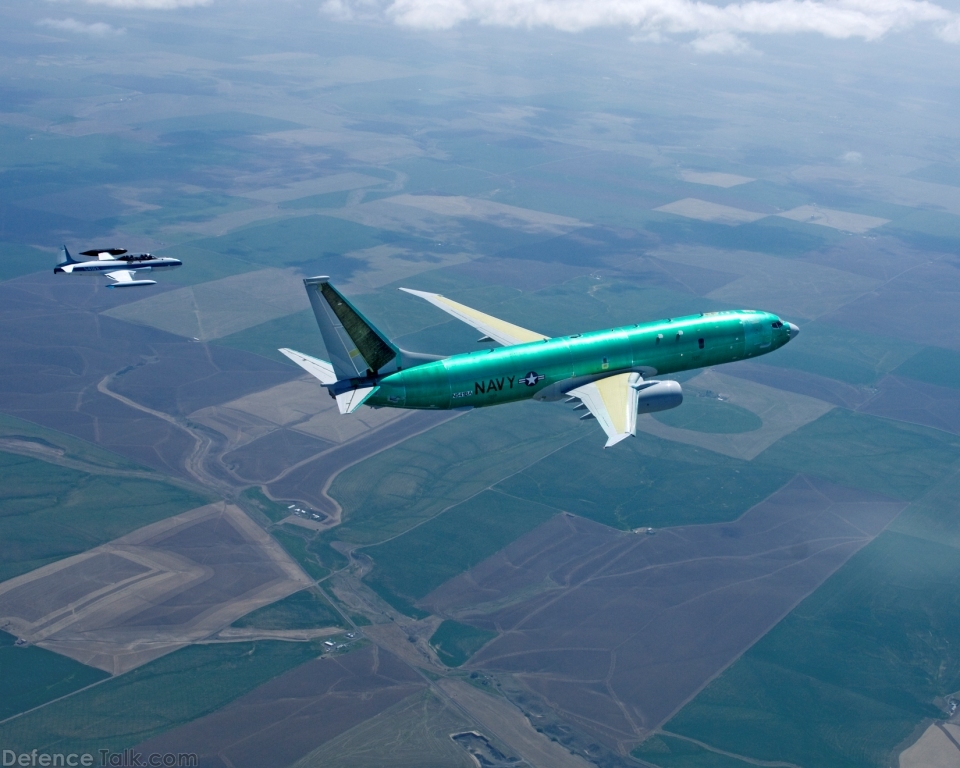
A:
428;620;498;668
495;432;793;529
0;450;209;582
664;531;960;768
0;641;326;754
754;409;960;500
362;490;558;615
0;631;108;721
290;690;475;768
232;588;345;630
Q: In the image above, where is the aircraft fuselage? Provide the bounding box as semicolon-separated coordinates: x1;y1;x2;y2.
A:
54;257;182;275
368;309;791;410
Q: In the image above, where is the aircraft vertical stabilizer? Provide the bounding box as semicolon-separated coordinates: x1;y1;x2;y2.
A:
57;245;79;267
302;276;399;381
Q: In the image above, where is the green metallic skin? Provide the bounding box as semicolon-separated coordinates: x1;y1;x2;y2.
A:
366;309;791;410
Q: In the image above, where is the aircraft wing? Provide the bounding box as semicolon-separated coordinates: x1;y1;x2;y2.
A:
568;372;643;448
399;288;548;346
104;270;156;287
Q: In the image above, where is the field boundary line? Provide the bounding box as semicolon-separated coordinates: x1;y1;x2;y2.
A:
656;730;802;768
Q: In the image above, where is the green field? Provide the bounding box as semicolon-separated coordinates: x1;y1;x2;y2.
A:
496;432;793;529
652;396;763;433
119;194;260;245
0;451;209;582
362;490;558;615
291;689;475;768
215;309;327;365
270;525;348;581
893;346;960;390
279;190;352;210
0;631;108;721
632;734;757;768
153;243;259;286
755;409;960;501
320;583;372;627
190;214;394;268
762;321;921;385
646;214;839;259
891;469;960;550
331;403;581;546
0;412;145;471
0;242;49;282
232;588;345;630
665;531;960;768
240;486;294;523
0;640;325;754
428;621;497;667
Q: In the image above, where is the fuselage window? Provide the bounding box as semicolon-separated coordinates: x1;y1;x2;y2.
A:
698;338;705;349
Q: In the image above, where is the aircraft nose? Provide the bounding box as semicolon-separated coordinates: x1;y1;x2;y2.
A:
786;322;800;340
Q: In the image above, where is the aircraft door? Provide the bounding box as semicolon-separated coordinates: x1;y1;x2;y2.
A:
744;317;772;354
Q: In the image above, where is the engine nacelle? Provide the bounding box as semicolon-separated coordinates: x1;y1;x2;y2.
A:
635;380;683;414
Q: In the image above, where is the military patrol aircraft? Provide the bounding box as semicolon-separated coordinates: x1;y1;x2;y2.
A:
279;277;798;447
54;246;181;287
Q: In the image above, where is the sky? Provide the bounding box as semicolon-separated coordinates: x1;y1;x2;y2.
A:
29;0;960;47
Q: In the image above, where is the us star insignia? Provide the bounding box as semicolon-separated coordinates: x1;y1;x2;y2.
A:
521;371;544;386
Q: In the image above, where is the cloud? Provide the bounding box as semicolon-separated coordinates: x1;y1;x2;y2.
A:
76;0;212;8
939;15;960;41
38;17;125;35
323;0;960;47
690;31;753;53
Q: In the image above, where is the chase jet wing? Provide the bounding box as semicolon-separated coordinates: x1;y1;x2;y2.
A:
399;288;548;347
105;270;156;287
568;372;643;448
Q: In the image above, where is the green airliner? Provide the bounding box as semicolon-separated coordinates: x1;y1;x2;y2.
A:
280;277;798;447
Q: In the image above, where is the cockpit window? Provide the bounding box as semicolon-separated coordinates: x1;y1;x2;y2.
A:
772;321;783;329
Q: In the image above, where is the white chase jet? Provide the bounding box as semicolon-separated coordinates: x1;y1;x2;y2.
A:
54;246;181;287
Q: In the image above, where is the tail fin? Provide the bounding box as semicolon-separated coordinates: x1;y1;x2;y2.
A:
57;245;78;267
303;276;399;380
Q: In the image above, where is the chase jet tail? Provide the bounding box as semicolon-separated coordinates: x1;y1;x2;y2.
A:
57;245;79;267
303;276;400;381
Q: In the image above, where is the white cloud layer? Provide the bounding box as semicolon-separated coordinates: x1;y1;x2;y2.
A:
321;0;960;48
38;17;125;34
77;0;211;8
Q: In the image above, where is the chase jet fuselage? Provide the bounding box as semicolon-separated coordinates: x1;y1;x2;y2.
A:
54;246;181;287
279;277;798;447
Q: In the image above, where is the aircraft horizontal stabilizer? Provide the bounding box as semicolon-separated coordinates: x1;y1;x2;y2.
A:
399;288;548;347
278;348;338;386
336;386;378;414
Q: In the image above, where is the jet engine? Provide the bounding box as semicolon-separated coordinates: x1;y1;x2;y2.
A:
635;380;683;414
